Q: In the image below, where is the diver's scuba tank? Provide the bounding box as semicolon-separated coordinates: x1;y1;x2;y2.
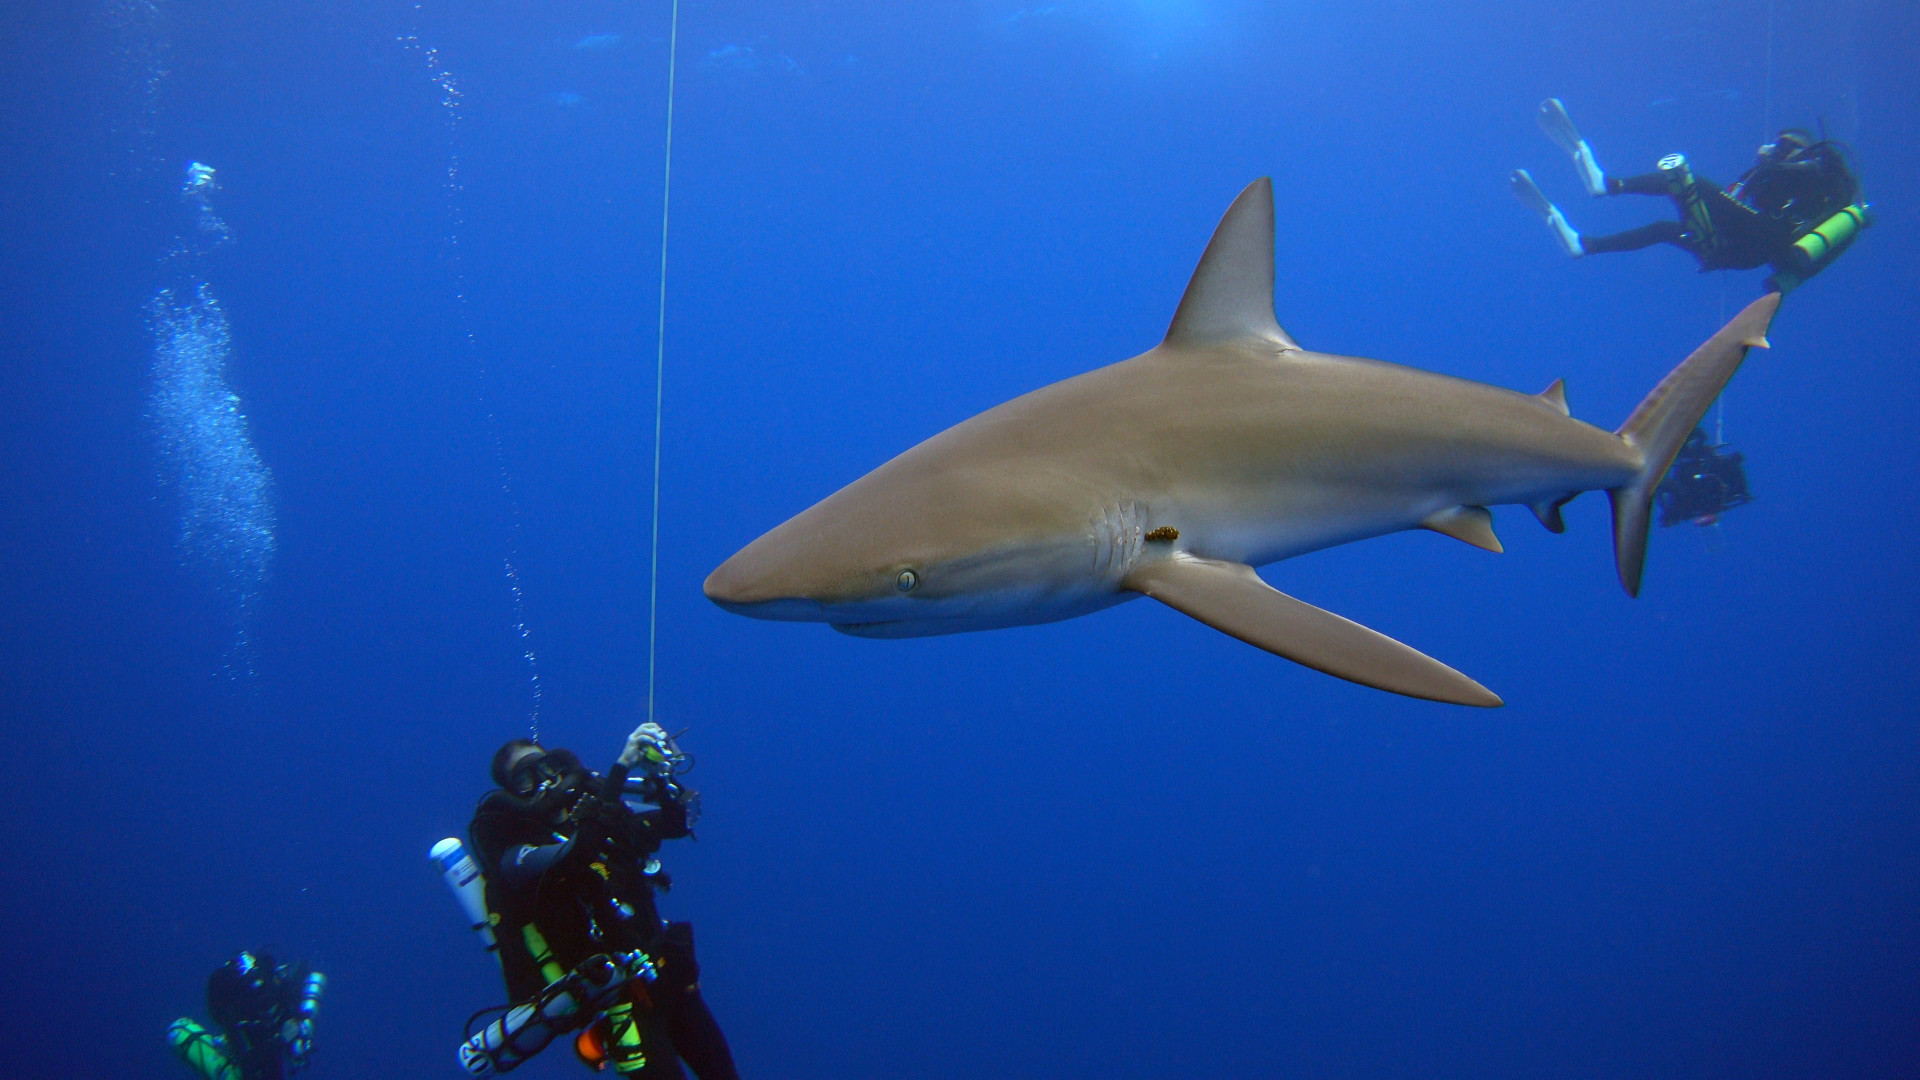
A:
297;970;326;1014
167;1018;238;1080
286;970;325;1068
1769;203;1872;293
431;838;500;961
458;951;657;1076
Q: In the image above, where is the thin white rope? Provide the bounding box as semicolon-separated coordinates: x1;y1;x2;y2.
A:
1723;0;1777;449
1763;0;1775;139
646;0;681;727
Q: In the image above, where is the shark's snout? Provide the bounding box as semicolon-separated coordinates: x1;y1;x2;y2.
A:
702;552;829;621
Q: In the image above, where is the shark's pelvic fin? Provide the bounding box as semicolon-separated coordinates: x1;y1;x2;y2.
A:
1123;555;1503;707
1609;292;1780;596
1422;505;1503;553
1536;378;1570;415
1163;178;1301;352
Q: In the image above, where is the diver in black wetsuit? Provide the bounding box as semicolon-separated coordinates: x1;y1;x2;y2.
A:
167;951;325;1080
462;723;738;1079
1656;425;1753;527
1512;100;1868;293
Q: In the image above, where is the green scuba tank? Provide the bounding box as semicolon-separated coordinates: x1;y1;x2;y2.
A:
166;1018;238;1080
1777;203;1872;282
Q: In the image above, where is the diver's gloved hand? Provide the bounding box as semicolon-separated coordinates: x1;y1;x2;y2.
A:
564;793;630;862
619;722;674;772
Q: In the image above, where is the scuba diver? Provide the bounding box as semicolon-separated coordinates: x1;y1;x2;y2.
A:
167;951;325;1080
1655;425;1753;527
459;722;739;1079
1511;98;1869;294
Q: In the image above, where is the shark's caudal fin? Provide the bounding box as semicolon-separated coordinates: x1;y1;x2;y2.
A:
1164;178;1300;351
1124;555;1503;707
1610;292;1780;596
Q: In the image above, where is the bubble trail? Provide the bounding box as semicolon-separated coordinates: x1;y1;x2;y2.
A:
402;21;545;737
147;279;275;679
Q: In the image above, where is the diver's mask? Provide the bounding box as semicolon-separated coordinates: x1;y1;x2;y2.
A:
1759;132;1811;163
506;748;587;808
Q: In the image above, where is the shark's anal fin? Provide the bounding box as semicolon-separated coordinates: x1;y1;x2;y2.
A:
1123;555;1503;707
1422;505;1502;552
1529;494;1575;534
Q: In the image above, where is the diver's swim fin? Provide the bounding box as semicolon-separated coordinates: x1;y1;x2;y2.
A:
1536;98;1609;197
1510;169;1584;258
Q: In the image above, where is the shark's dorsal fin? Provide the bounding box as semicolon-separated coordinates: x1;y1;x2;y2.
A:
1164;178;1300;352
1537;378;1569;415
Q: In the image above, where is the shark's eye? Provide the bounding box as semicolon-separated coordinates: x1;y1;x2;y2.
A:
895;569;918;592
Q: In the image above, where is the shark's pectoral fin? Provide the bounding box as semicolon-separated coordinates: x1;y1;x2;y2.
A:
1122;556;1503;707
1422;505;1502;553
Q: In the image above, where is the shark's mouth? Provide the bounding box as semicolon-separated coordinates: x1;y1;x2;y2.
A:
710;597;825;621
830;620;946;639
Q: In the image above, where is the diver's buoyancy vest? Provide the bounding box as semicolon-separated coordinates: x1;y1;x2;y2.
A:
1732;141;1860;230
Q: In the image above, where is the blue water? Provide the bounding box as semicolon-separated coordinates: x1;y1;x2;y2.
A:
2;0;1916;1076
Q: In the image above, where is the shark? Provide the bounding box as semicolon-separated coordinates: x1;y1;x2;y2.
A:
704;178;1779;706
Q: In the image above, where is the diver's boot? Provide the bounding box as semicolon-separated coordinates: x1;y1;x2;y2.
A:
1536;98;1608;197
1510;169;1584;258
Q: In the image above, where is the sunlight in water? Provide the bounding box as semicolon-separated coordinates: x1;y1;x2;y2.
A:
985;0;1228;67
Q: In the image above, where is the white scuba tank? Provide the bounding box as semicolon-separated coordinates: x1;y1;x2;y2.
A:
431;837;500;962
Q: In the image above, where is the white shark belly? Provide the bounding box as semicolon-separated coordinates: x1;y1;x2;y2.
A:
1148;453;1632;570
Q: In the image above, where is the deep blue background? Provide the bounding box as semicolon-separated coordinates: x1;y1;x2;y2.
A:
2;0;1916;1077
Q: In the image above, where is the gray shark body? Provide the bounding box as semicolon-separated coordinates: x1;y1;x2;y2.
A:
706;179;1778;706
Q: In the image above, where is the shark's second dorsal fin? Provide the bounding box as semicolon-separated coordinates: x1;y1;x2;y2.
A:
1537;378;1569;415
1164;178;1300;352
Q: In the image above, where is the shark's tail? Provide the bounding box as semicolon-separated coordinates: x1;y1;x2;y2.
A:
1609;293;1780;596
